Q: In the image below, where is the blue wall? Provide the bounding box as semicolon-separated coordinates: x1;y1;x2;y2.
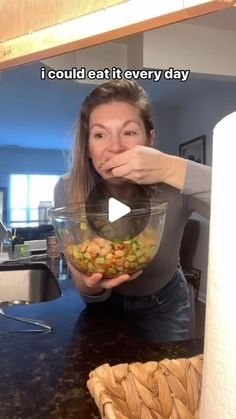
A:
0;146;69;221
154;80;236;161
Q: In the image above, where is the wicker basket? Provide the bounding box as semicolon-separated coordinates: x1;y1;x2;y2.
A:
87;354;203;419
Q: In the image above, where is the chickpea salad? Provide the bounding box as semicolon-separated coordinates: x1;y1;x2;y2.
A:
64;232;157;278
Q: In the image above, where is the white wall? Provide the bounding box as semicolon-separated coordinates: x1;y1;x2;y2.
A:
43;42;127;85
144;23;236;77
154;80;236;302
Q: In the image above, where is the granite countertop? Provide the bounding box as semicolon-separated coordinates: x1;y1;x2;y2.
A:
0;260;203;419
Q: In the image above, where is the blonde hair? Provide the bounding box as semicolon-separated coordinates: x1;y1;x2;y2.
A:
69;79;154;203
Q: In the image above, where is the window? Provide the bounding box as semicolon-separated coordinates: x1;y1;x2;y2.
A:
10;174;60;223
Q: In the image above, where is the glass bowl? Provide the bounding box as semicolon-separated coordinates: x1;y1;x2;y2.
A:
48;200;167;278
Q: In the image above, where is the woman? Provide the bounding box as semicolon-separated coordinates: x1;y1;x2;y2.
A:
54;79;211;342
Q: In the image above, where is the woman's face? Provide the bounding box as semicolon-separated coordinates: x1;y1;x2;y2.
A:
88;101;154;179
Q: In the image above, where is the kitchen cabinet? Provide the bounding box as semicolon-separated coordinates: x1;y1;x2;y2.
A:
0;1;234;71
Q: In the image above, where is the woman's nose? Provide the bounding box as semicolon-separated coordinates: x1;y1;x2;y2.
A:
108;133;126;152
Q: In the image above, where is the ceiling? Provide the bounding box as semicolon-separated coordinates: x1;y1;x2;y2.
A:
0;7;235;151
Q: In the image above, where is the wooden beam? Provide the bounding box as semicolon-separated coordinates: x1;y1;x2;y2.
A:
0;1;234;71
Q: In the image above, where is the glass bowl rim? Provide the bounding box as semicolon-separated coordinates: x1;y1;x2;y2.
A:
48;200;168;220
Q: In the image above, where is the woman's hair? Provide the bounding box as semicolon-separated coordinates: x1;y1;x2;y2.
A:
68;79;154;203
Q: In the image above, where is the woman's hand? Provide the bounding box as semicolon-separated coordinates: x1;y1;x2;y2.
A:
102;145;187;190
68;262;143;296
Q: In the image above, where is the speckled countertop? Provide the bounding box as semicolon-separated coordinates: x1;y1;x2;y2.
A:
0;261;203;419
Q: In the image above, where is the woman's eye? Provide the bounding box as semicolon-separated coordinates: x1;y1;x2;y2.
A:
93;132;104;139
124;130;136;136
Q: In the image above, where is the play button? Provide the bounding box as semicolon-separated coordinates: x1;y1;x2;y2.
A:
108;198;131;222
85;177;151;241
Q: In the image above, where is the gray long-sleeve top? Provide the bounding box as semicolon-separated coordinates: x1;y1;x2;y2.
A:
54;160;211;301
